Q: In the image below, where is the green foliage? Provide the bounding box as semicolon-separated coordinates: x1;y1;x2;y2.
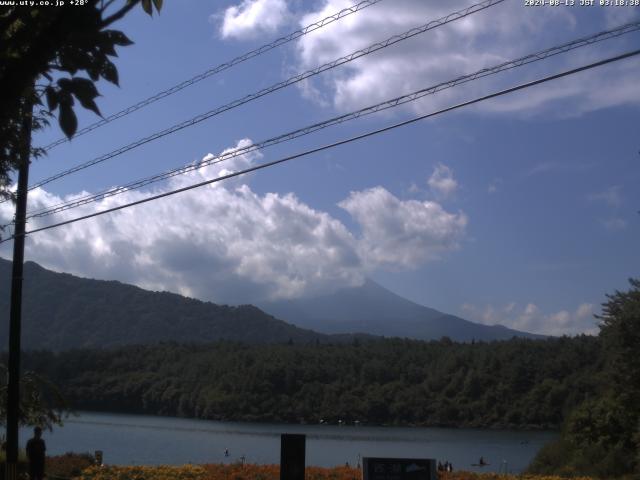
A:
566;397;635;452
0;0;162;201
0;364;68;430
18;335;602;429
528;435;633;479
598;278;640;407
528;279;640;478
0;450;29;480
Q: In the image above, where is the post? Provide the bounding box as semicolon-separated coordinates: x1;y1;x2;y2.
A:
280;434;305;480
5;96;33;480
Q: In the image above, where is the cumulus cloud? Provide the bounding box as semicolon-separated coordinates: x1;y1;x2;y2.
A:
461;301;597;336
0;141;467;305
216;0;290;40
428;163;458;198
294;0;640;116
338;186;467;269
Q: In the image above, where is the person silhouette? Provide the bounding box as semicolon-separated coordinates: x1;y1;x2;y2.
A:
26;426;46;480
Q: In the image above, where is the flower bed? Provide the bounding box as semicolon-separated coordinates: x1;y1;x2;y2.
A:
440;473;593;480
69;464;359;480
75;464;207;480
200;464;359;480
48;459;596;480
47;452;96;478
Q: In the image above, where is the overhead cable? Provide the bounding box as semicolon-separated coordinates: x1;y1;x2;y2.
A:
41;0;387;152
26;0;504;192
2;48;636;244
26;20;640;219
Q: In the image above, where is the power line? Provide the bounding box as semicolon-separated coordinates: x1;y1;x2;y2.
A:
3;47;637;244
26;0;504;192
41;0;387;152
25;20;640;219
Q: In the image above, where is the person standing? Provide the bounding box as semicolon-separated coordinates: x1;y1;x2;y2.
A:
25;426;46;480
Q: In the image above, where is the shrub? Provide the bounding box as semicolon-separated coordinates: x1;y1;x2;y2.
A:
47;452;96;478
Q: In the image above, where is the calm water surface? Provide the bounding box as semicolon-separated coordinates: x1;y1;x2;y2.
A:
26;412;556;473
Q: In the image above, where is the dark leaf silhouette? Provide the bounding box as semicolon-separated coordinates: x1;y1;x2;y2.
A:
58;102;78;139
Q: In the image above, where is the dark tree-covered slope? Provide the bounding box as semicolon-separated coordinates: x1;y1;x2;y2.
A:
20;336;602;429
0;259;332;350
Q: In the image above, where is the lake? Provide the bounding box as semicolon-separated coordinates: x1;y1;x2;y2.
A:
26;412;556;473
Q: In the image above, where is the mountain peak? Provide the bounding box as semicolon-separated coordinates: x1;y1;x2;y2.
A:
259;278;544;342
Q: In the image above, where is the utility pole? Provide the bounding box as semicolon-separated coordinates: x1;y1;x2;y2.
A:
5;94;33;480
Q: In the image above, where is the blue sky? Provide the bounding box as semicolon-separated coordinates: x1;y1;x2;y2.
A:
1;0;639;335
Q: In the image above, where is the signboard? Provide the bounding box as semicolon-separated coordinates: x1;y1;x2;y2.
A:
363;457;437;480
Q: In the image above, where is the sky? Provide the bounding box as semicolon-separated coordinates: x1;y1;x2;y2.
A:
1;0;639;336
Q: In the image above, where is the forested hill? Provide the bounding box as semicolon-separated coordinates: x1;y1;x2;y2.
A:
0;258;543;349
0;259;344;350
21;336;602;429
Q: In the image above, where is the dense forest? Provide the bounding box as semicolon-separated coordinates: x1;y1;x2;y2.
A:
527;279;640;478
19;335;602;430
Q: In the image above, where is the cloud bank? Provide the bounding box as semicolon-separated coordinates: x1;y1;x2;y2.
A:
0;141;466;305
339;187;467;269
293;0;640;116
212;0;639;120
461;301;598;336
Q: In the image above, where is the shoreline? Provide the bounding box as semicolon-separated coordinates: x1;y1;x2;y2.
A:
64;409;561;433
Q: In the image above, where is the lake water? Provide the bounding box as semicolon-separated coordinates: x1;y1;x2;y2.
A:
25;412;556;474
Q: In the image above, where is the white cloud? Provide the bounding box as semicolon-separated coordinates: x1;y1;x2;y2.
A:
487;178;502;194
216;0;290;40
461;301;597;336
589;185;622;207
338;186;467;269
604;6;640;28
588;186;627;232
524;160;595;178
428;163;458;198
526;162;561;177
294;0;640;117
0;141;467;305
575;303;594;319
601;217;627;231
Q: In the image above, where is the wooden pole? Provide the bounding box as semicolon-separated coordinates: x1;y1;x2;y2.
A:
5;94;33;480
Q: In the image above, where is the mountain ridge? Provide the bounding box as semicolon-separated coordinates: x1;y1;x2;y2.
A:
0;258;542;350
0;258;338;350
259;278;544;341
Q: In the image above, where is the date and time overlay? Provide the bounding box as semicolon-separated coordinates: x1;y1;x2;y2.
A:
3;0;640;7
525;0;639;6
